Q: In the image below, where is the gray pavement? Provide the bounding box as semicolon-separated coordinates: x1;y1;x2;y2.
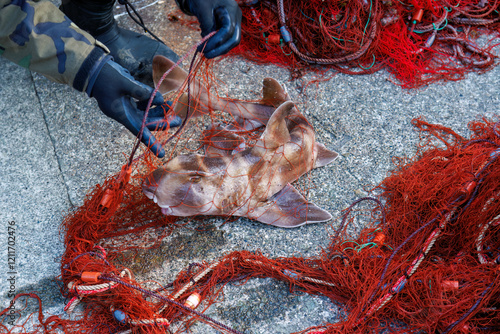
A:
1;0;500;333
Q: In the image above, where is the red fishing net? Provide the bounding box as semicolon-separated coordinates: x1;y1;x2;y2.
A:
2;53;499;333
229;0;500;88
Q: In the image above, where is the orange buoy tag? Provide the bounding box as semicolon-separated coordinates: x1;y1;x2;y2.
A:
81;272;101;283
465;181;476;195
441;280;459;291
121;165;132;185
184;293;201;309
99;189;115;209
373;232;386;245
412;8;424;23
268;34;281;44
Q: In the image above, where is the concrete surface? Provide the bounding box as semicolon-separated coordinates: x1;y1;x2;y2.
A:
1;0;500;333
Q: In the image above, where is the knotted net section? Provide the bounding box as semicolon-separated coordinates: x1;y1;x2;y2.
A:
231;0;500;88
1;54;499;333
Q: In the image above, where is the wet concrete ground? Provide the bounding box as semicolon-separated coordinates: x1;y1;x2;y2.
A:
1;0;500;333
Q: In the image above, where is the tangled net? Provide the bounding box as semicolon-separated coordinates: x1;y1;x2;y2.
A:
229;0;500;88
1;53;500;333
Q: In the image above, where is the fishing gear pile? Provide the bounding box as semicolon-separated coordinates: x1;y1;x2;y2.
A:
230;0;500;88
2;56;500;332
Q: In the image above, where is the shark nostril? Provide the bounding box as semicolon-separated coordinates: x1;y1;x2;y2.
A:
151;168;167;185
142;168;167;197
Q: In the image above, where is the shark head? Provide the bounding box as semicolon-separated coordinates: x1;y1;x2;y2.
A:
142;154;225;216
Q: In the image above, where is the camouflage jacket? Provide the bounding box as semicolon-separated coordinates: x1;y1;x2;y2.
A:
0;0;109;92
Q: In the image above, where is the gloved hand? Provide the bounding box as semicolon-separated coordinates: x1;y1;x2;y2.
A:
88;59;181;158
181;0;242;58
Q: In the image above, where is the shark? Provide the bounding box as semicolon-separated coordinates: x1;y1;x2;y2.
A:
142;66;338;227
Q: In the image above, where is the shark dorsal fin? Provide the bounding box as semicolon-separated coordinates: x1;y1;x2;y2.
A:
260;101;295;149
261;78;290;107
152;55;188;94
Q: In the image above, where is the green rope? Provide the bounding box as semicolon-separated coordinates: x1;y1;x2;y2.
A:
359;54;376;70
300;9;316;22
360;0;373;46
432;18;448;31
280;43;292;56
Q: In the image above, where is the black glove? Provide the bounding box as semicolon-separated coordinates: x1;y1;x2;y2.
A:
178;0;242;58
89;59;181;158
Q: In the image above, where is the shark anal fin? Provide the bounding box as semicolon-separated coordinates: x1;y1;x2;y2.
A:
314;143;339;168
251;184;332;228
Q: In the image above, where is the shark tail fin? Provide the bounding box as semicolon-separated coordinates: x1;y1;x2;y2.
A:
314;143;339;168
152;55;188;94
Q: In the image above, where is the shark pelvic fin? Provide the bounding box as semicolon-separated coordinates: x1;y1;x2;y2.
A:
314;143;339;168
260;101;295;149
203;127;245;157
152;55;188;94
253;184;332;228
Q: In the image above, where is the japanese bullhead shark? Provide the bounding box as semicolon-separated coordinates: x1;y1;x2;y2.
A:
142;75;338;228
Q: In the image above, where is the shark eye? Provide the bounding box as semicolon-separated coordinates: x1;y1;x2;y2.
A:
190;175;202;183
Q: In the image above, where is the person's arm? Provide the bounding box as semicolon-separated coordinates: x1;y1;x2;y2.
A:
0;0;107;90
0;0;179;157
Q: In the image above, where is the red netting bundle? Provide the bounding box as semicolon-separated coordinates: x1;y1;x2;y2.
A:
2;55;499;333
230;0;500;88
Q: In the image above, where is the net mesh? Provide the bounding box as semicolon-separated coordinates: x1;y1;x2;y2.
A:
228;0;500;88
2;54;500;333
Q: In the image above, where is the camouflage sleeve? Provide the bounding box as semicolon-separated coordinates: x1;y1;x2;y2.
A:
0;0;110;92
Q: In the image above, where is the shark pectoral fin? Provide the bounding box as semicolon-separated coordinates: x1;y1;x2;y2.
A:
253;184;332;228
261;78;291;106
260;101;295;149
314;143;339;168
153;55;189;94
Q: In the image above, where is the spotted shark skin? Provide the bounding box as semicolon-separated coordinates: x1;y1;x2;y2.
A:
143;74;338;228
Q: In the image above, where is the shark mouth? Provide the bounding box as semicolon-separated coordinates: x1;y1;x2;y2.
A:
146;193;174;215
143;191;172;214
160;206;173;215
